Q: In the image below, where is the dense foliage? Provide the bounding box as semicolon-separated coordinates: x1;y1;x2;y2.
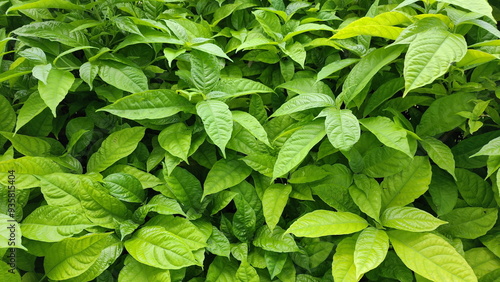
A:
1;0;500;281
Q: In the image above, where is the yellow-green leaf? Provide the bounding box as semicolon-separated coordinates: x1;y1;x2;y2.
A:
87;127;146;173
332;236;357;282
262;184;292;230
285;210;368;237
388;230;477;282
354;227;389;278
332;12;410;40
381;206;447;232
404;29;467;95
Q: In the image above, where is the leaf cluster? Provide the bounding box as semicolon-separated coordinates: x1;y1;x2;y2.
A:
1;0;500;281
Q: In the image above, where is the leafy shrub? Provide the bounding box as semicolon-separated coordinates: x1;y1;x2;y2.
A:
1;0;500;281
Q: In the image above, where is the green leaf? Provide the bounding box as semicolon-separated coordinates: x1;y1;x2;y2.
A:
273;120;326;179
311;164;356;212
192;43;232;61
0;214;26;250
209;78;274;99
38;68;74;117
428;167;458;216
124;226;199;270
439;0;494;21
118;256;171;282
229;243;247;263
163;47;186;67
232;111;271;147
233;196;257;242
381;206;447;232
80;181;133;228
0;260;21;281
196;100;233;157
105;165;162;189
283;23;334;41
98;61;148;93
416;92;475;136
277;77;334;97
253;226;299;253
289;165;329;184
8;0;84;11
283;1;309;15
455;168;496;208
203;159;252;198
420;136;456;179
21;205;93;242
471;136;500;157
321;108;360;151
241;153;276;177
87;127;146;172
191;50;220;93
438;207;498;239
0;69;32;84
79;62;98;89
15;92;47;133
363;77;405;117
354;227;389;278
212;3;246;25
206;226;231;257
404;29;467;95
44;233;120;280
339;45;405;104
332;236;357;282
114;16;141;36
249;94;268;124
32;63;51;84
18;46;46;64
317;58;359;81
282;41;306;68
0;131;51;157
211;191;237;215
270;93;335;117
388;230;477;282
332;12;410;40
487;155;500;178
359;116;412;157
262;184;292;230
164;166;203;212
115;29;183;50
102;173;145;203
133;195;186;223
98;89;195;120
265;251;287;279
276;256;296;281
363;146;413;178
301;240;334;269
285;210;368;237
465;248;500;281
230;243;248;263
39;173;93;210
236;260;259;282
206;257;239;282
465;19;500;41
0;95;15;134
253;9;281;40
64;239;123;282
457;49;498;69
158;123;192;162
381;156;432;208
13;21;88;47
0;157;63;188
146;215;209;251
349;174;382;222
